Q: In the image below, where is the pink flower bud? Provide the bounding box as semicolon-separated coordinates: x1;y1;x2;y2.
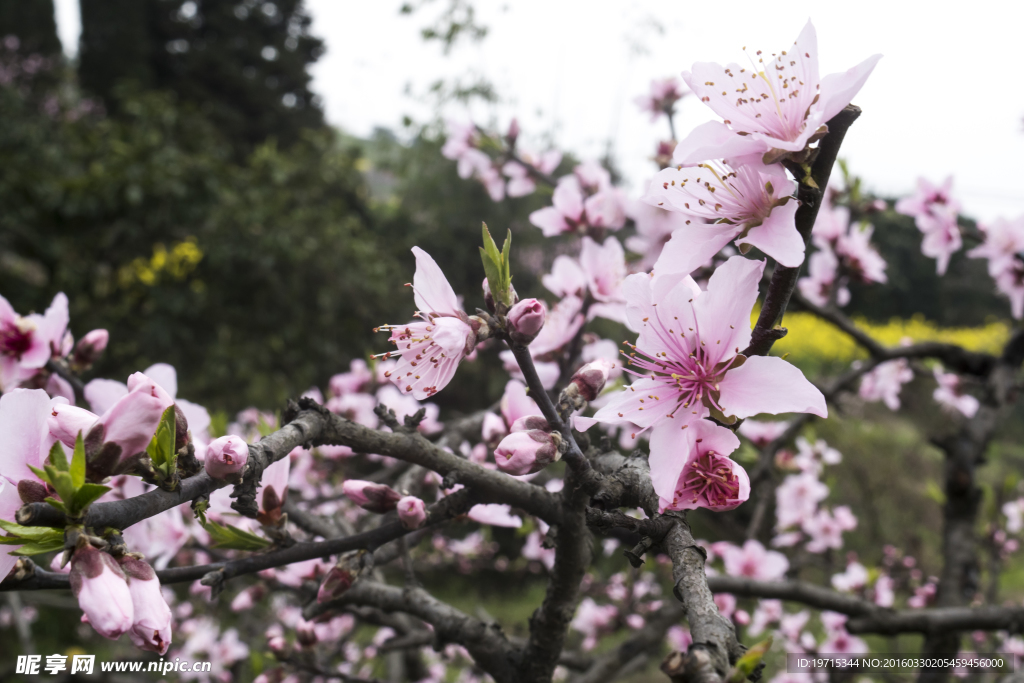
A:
482;278;496;313
120;556;172;654
342;479;402;513
507;298;547;345
72;329;109;367
509;414;550;432
507;117;520;144
95;374;175;467
204;435;250;480
317;564;357;604
69;544;134;640
49;403;98;446
481;411;507;443
397;496;427;529
493;430;561;475
570;359;616;401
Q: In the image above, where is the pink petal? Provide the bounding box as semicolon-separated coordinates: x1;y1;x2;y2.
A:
84;379;129;415
552;175;585;221
736;200;804;267
717;355;827;420
649;412;697;508
411;247;461;316
0;476;23;580
692;256;764;366
651;225;736;299
671;120;767;166
20;293;69;368
529;206;570;236
819;53;883;123
0;388;52;483
143;363;178;399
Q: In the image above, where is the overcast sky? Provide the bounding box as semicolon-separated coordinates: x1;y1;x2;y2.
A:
54;0;1024;221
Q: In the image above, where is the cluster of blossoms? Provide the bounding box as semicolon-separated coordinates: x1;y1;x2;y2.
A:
441;119;562;201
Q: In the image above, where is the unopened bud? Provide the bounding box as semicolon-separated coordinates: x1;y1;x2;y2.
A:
204;435;249;480
296;620;318;647
316;551;365;603
507;117;520;144
509;414;550;432
493;430;561;476
342;479;402;513
18;479;49;504
397;496;427;529
570;359;616;401
482;278;496;313
507;298;547;345
174;404;190;451
72;329;109;368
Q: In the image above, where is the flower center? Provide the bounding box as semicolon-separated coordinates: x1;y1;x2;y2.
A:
681;450;740;507
0;318;34;359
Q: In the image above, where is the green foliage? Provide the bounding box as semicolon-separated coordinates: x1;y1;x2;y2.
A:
0;520;65;556
79;0;325;154
480;224;513;308
0;81;402;411
729;637;772;683
27;436;111;519
146;405;178;482
203;520;272;551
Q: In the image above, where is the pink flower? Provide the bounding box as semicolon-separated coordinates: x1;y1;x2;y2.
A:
660;420;750;512
571;598;618;651
792;436;841;474
329;359;373;397
493;430;561;476
120;556;172;654
747;600;783;637
507;298;547;345
775;472;829;531
873;575;895;607
378;247;477;399
831;561;869;592
580;236;629;323
737;419;791;448
542;256;588;298
481;411;507;443
575;257;826;495
342;479;402;513
204;435;250;480
803;506;857;553
933;367;979;418
467;503;523;528
634;76;687;121
0;292;68;390
969;216;1024;318
674;21;881;165
397;496;427;529
1;388;58;484
837;222;888;284
528;173;626;236
625;183;695;268
859;359;912;411
70;544;134;640
798;246;850;307
895;176;960;219
721;539;789;580
644;160;805;267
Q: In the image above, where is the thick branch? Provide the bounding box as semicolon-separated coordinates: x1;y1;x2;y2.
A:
744;105;862;357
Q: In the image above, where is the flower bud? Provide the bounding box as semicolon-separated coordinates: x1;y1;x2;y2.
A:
342;479;402;513
507;298;547;345
48;403;99;447
481;411;508;443
119;556;172;654
17;478;49;504
494;430;561;476
296;620;318;647
72;329;109;368
69;544;134;640
204;435;250;480
397;496;427;530
316;552;365;603
174;404;189;451
509;414;550;432
482;278;496;313
570;359;616;401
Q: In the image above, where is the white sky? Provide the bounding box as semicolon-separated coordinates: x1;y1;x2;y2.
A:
54;0;1024;221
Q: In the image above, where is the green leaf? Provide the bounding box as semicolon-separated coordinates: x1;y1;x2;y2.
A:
11;538;66;556
728;636;772;683
0;519;64;542
203;521;272;551
499;229;512;290
28;464;52;487
147;405;177;473
46;467;76;507
48;440;69;472
44;497;66;513
926;480;946;505
71;484;111;514
70;433;86;489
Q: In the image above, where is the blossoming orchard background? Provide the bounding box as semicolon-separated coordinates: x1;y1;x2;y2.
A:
1;1;1024;683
